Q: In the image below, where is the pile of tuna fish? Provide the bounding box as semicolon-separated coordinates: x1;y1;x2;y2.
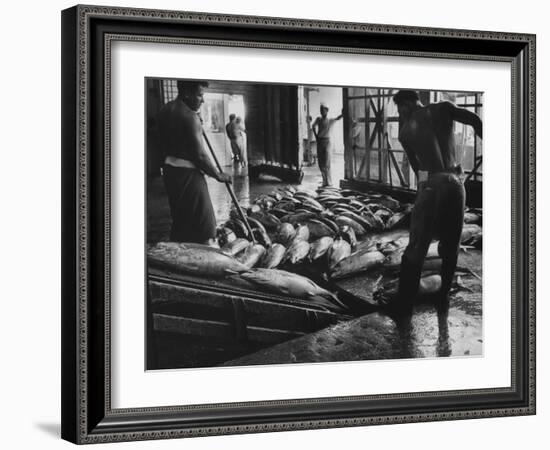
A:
217;186;417;280
148;185;482;312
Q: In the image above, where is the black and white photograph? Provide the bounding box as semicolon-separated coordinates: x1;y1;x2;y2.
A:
145;78;484;370
1;0;543;446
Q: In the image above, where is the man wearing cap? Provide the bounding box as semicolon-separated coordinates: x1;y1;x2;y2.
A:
157;80;232;244
391;90;482;314
311;103;343;187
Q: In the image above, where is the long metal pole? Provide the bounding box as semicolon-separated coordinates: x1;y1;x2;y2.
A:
202;131;256;243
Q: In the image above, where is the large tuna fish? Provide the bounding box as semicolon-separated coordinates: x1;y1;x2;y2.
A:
225;219;250;239
338;210;372;231
304;219;334;240
247;217;268;235
276;201;297;212
317;194;344;204
361;210;385;231
281;211;317;225
464;212;481;224
300;197;324;212
353;239;378;254
316;215;340;234
252;228;272;247
377;195;401;211
293;191;315;202
240;269;346;311
383;241;439;268
216;227;237;248
260;243;286;269
378;236;409;255
335;215;366;237
221;238;250;256
330;250;385;279
461;224;482;247
270;207;291;219
283;239;311;265
308;236;334;261
148;242;249;277
250;211;281;231
374;274;442;305
328;237;352;269
291;224;310;243
338;225;357;248
237;243;267;269
348;199;366;211
318;200;339;209
275;222;296;245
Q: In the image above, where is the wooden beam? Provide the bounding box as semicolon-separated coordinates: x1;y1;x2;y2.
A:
153;314;305;345
149;280;341;332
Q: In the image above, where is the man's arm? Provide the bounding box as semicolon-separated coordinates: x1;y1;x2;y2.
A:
335;109;344;121
401;142;420;176
311;117;319;140
188;116;231;183
445;102;483;139
225;123;232;140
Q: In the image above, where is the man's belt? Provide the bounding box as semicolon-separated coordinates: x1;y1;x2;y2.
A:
164;156;197;169
418;165;462;183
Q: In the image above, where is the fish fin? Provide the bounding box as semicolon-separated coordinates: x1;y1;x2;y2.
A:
327;292;349;310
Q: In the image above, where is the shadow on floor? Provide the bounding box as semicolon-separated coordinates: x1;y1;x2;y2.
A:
35;422;60;438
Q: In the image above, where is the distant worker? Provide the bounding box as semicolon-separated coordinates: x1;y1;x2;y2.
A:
157;80;232;244
311;103;343;186
391;90;482;314
235;116;247;167
225;114;246;167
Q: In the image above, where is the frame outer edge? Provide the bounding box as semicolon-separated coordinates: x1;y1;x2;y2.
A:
67;5;537;443
527;34;536;414
77;3;534;41
61;5;80;445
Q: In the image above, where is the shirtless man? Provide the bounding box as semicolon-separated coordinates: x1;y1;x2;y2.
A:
311;103;343;186
392;90;482;314
157;80;231;244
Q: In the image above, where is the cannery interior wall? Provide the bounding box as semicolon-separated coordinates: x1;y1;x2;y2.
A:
146;78;300;175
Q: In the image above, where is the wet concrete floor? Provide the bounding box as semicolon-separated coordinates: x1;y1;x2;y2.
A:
224;251;482;366
147;155;482;363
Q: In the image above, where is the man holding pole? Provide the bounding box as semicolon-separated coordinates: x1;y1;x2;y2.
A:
157;80;232;244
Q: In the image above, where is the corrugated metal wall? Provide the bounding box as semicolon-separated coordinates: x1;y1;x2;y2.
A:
250;84;299;169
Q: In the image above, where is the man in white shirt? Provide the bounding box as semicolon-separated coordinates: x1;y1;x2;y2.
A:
311;103;343;186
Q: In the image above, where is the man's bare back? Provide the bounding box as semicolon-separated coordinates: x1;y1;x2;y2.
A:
398;101;482;175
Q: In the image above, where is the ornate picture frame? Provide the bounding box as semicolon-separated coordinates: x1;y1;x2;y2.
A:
61;4;535;444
